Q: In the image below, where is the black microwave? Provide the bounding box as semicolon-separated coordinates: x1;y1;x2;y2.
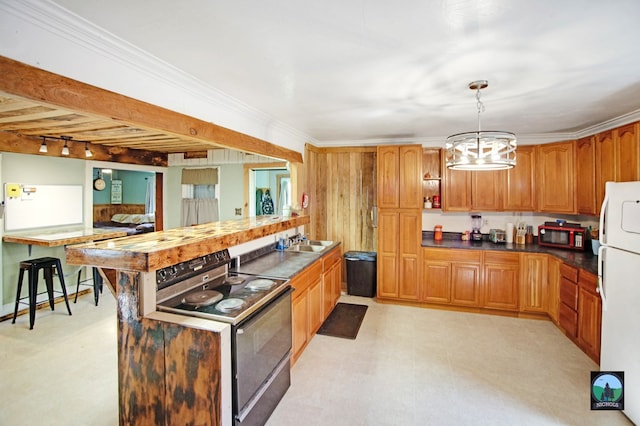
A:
538;225;587;250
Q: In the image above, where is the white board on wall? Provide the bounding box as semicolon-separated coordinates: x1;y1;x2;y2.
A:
4;184;83;231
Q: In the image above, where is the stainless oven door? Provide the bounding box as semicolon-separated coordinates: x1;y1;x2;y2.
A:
234;288;292;415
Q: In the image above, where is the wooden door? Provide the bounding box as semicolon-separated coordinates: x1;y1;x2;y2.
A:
399;145;422;209
536;141;576;214
377;146;399;209
483;252;519;311
575;137;597;215
442;150;471;211
292;292;308;361
451;263;481;307
547;256;561;324
472;170;504;211
308;277;323;335
504;146;536;211
377;211;399;298
595;130;616;211
615;123;640;182
332;260;342;306
519;253;548;313
422;259;451;304
578;271;601;363
398;211;420;300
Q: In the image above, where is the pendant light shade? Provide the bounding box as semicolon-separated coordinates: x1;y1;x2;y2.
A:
85;142;93;158
446;81;516;171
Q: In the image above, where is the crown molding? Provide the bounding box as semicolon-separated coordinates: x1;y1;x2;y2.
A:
575;108;640;139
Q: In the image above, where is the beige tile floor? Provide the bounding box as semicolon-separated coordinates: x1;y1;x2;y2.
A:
0;293;632;425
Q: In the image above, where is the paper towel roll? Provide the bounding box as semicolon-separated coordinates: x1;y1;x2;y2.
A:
506;222;514;243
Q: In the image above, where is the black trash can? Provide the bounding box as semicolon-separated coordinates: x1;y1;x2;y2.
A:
344;251;377;297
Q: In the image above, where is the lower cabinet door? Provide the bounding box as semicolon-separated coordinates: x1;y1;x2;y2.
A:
483;263;519;311
451;263;481;307
291;293;308;361
308;278;323;335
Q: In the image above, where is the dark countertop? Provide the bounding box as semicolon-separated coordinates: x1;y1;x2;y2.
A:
422;232;599;275
232;241;342;279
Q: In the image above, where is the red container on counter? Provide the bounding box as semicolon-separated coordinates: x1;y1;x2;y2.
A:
434;225;443;241
433;195;441;208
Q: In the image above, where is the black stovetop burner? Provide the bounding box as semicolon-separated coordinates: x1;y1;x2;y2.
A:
156;272;289;325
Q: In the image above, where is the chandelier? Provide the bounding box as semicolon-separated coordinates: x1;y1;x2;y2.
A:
445;80;516;170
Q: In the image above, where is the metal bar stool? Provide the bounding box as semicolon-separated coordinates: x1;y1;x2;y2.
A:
12;257;72;329
75;267;104;306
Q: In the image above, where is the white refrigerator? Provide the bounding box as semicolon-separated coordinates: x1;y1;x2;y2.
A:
598;181;640;423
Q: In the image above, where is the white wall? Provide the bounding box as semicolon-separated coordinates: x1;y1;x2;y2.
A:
422;210;599;236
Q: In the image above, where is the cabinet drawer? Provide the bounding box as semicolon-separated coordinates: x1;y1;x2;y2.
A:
484;251;519;264
322;247;342;270
290;259;323;297
559;263;578;282
559;302;578;338
579;270;598;294
423;248;481;263
559;277;578;310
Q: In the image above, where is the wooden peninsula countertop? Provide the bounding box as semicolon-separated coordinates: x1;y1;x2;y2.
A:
3;227;128;247
65;215;310;272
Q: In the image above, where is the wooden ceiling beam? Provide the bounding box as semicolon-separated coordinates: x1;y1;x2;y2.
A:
0;132;167;166
0;56;303;163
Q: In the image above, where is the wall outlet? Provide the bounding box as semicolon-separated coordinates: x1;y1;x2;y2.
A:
483;219;489;226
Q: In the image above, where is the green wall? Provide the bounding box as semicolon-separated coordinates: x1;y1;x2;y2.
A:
92;168;154;205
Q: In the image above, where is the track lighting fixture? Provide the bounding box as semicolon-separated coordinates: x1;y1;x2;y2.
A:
39;136;48;153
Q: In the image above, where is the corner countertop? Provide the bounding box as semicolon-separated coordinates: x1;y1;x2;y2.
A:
422;233;599;275
232;242;342;279
64;215;310;272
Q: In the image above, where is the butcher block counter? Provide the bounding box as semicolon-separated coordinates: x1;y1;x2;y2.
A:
65;215;310;272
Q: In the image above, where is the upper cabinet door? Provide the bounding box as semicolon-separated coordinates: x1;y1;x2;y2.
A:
576;137;597;216
615;123;640;183
377;146;400;209
472;170;505;212
398;145;422;209
504;146;536;211
377;145;422;209
442;150;471;212
595;130;616;211
536;141;576;214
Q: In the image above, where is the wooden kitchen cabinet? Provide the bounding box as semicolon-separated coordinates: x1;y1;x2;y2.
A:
377;145;422;209
616;122;640;182
471;170;505;211
536;141;576;214
519;253;548;313
377;144;422;301
322;246;342;319
421;248;481;307
504;146;536;211
378;211;421;300
576;136;597;215
547;256;561;324
483;251;519;311
558;263;579;340
578;270;601;364
595;130;616;212
442;150;471;212
442;146;535;212
421;256;451;304
290;259;323;364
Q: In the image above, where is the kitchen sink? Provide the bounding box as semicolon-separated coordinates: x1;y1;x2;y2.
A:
286;240;334;253
286;244;326;253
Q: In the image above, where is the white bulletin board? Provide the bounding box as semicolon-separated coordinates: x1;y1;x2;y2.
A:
3;184;83;231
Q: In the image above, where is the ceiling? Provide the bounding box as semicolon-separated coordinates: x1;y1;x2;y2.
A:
8;1;640;148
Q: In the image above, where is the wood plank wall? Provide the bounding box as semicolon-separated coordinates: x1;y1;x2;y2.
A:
305;145;377;253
